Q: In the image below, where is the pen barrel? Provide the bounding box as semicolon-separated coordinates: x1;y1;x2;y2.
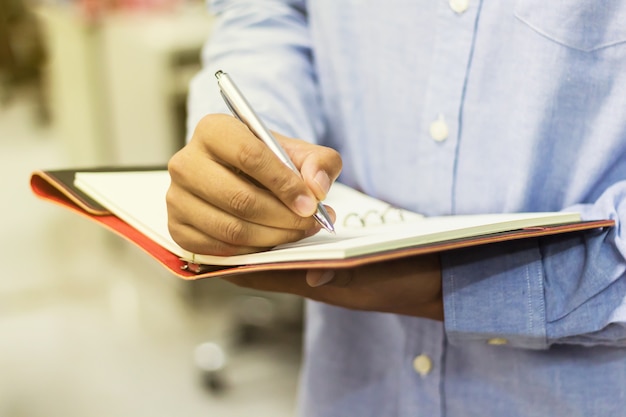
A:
216;72;299;173
216;70;335;233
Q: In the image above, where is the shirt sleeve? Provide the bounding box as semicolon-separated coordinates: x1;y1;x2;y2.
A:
442;181;626;349
186;0;325;144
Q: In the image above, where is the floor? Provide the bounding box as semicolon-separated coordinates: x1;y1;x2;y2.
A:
0;86;302;417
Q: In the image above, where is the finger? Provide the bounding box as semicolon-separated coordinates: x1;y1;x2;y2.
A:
226;270;443;320
194;114;320;217
167;183;320;254
279;135;343;201
225;270;309;294
305;256;441;301
226;271;358;310
305;269;334;287
169;222;262;256
169;146;315;231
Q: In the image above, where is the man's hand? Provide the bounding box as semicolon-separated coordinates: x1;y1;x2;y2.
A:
167;114;443;321
167;113;342;256
225;255;443;321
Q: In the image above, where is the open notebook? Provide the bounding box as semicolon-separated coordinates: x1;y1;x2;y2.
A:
67;169;604;269
30;167;613;279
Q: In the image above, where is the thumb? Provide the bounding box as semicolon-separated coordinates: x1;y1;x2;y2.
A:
276;135;343;201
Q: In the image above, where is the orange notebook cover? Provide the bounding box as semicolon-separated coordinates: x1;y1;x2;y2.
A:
30;167;615;280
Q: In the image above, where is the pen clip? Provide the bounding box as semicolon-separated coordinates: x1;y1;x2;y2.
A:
217;70;245;123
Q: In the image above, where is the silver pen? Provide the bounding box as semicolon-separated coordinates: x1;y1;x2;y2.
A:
215;70;335;234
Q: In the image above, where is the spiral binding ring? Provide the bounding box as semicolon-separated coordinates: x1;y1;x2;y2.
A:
342;205;406;228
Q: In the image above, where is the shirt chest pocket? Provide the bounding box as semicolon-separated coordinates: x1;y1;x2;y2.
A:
514;0;626;52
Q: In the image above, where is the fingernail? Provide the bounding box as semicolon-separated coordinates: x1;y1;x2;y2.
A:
294;194;317;216
314;171;331;196
306;270;335;287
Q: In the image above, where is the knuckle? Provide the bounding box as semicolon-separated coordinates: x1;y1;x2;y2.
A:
166;219;196;253
196;113;214;131
238;141;267;172
165;190;187;228
167;222;186;247
218;218;250;246
228;189;258;218
197;113;228;134
165;186;179;209
167;152;185;181
274;174;304;198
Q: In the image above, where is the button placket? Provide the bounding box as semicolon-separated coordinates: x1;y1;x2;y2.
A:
413;354;433;377
487;337;509;346
429;114;449;142
416;0;480;214
399;319;445;416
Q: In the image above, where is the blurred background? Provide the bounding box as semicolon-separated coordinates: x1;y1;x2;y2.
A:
0;0;303;415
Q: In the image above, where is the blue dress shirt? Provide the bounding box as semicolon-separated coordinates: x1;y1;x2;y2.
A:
187;1;626;416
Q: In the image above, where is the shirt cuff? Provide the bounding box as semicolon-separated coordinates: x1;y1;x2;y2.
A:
441;239;549;350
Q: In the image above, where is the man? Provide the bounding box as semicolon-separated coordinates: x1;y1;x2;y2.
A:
167;1;626;416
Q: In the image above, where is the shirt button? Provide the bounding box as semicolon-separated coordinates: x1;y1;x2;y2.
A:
449;0;469;14
429;114;449;142
487;338;509;346
412;354;433;376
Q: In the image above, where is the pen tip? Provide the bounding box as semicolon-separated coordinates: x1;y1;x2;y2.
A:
314;207;335;234
323;221;335;234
